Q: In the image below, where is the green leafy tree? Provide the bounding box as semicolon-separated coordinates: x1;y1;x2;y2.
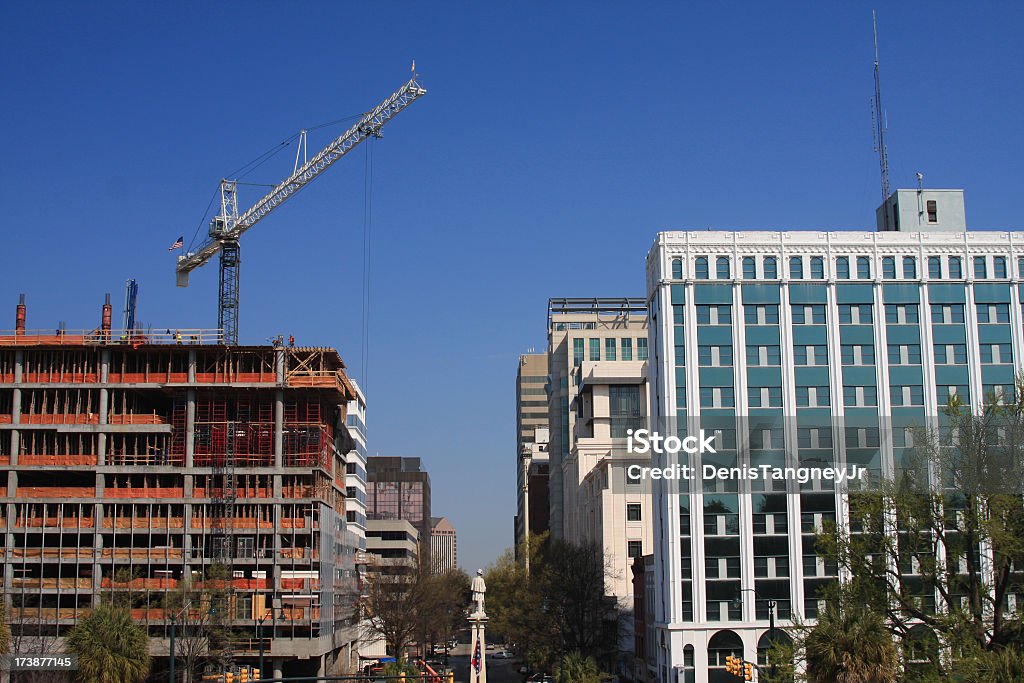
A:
803;604;896;683
817;387;1024;678
486;535;617;671
66;605;150;683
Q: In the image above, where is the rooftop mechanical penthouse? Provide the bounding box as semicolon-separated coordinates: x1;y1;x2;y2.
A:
0;296;362;680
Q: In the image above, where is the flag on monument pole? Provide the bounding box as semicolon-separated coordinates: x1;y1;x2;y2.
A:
472;639;481;673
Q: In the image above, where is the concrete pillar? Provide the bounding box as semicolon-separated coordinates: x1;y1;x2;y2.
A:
273;658;284;680
469;617;487;683
185;389;196;468
97;349;109;465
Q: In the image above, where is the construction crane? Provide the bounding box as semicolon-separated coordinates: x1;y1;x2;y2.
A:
175;76;427;345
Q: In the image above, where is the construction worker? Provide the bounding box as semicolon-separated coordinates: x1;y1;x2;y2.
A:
175;329;182;344
288;334;295;347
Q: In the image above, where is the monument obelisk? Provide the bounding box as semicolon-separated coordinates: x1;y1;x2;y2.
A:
469;569;488;683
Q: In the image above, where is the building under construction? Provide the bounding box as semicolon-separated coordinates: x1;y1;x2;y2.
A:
0;296;362;680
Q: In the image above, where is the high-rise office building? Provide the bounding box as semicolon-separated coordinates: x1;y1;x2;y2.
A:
430;516;458;573
345;381;368;551
365;456;431;566
547;298;648;540
644;189;1024;680
515;353;549;555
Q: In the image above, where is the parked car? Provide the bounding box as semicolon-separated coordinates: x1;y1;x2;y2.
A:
492;650;512;659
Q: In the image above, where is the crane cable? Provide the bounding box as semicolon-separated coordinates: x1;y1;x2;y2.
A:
360;137;375;392
185;114;363;253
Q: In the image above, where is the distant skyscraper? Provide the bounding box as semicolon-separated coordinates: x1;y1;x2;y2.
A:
430;516;458;573
515;352;549;555
345;381;368;552
366;456;432;565
546;298;648;539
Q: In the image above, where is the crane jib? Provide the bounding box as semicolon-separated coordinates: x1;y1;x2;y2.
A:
175;77;426;285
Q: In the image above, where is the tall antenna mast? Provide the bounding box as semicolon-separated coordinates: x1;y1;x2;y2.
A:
872;9;891;204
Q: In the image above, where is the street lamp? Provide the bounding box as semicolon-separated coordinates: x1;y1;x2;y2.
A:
731;589;778;680
255;598;282;682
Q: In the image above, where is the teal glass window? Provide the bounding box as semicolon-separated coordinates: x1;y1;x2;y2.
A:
790;257;803;279
810;256;824;279
857;256;871;279
717;257;731;279
672;258;683;279
695;257;709;279
974;256;987;279
993;256;1007;278
948;257;963;279
605;338;617;361
743;257;756;279
836;256;850;279
903;256;917;278
882;257;896;279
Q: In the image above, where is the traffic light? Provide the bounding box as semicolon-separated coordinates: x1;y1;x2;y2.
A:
240;669;249;682
725;655;739;675
743;662;753;681
252;670;260;682
225;673;234;683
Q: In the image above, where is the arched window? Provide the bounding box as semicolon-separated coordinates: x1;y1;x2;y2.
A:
716;257;731;279
928;257;942;278
763;257;778;279
671;258;683;279
742;257;756;279
835;256;850;279
993;256;1007;278
974;256;988;279
857;256;871;279
903;256;917;279
810;256;824;279
695;257;709;280
882;256;896;279
681;645;695;683
789;257;803;279
948;257;962;279
708;630;744;671
757;630;793;672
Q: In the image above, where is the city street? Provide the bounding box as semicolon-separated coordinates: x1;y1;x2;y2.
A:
448;643;523;683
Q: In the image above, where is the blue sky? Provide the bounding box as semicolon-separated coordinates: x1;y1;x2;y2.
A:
1;2;1022;572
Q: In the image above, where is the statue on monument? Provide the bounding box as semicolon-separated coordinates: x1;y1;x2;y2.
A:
471;568;486;616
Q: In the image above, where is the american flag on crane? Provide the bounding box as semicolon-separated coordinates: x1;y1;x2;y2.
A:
168;235;183;251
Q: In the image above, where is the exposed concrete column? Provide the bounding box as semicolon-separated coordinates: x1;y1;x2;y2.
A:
184;389;196;559
185;389;196;469
97;349;109;466
273;658;284;680
274;389;284;474
10;349;22;466
188;349;196;383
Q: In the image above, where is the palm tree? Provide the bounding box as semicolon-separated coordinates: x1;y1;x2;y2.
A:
555;651;602;683
67;605;150;683
804;606;896;683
